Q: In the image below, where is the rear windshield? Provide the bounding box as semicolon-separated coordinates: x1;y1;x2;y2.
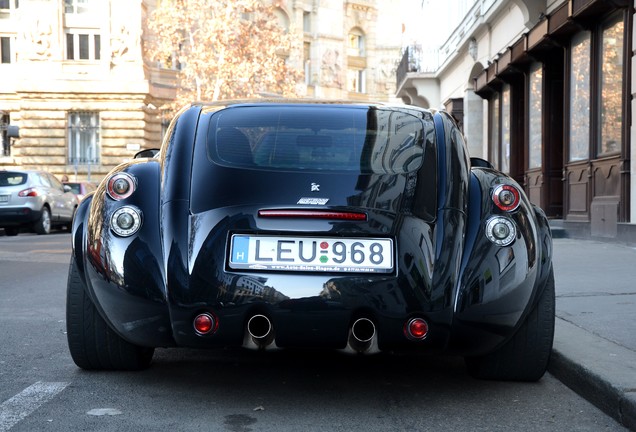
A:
65;183;82;194
0;172;28;186
206;105;428;174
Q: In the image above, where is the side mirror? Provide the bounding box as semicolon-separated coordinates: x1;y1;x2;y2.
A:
63;185;72;193
134;148;160;159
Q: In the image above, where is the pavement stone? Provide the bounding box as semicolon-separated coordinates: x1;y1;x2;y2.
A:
549;238;636;430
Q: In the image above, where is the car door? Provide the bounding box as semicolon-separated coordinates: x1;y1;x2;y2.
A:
45;173;74;221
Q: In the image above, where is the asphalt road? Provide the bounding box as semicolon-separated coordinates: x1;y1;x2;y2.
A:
0;231;628;431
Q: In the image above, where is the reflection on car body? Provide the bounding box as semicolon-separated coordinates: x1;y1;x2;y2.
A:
66;100;555;382
63;181;97;202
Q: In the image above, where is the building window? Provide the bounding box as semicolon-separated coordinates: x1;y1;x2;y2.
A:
528;62;542;169
347;69;365;93
0;0;19;15
501;85;511;174
489;95;499;168
599;16;624;156
1;112;9;156
66;32;100;60
68;112;100;165
304;42;311;85
303;11;311;33
348;28;365;57
65;0;92;14
569;31;591;162
273;7;289;32
1;36;11;63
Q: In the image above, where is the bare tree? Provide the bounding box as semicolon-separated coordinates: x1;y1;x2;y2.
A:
145;0;303;112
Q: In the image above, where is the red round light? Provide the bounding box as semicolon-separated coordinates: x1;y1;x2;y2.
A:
193;313;216;335
405;318;429;340
492;184;520;212
107;173;136;200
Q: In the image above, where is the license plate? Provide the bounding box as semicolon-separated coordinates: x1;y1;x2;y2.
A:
229;235;394;273
0;195;8;203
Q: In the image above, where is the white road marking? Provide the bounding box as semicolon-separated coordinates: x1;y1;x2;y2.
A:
0;382;69;432
87;408;122;416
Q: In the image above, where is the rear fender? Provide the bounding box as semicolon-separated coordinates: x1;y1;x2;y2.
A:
450;167;549;355
72;160;174;347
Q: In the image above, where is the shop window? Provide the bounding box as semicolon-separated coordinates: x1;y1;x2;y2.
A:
489;95;499;168
599;16;624;156
528;62;542;169
569;31;591;162
501;85;511;174
68;112;100;165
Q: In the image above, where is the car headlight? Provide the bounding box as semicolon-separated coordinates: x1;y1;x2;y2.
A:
110;206;142;237
485;216;516;246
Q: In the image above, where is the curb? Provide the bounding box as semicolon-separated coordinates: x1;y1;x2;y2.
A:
548;318;636;430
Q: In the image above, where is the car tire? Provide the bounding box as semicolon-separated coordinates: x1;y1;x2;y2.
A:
66;258;154;370
465;268;555;381
4;227;19;236
33;206;51;235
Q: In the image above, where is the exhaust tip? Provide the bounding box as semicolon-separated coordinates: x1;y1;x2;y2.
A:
351;318;376;343
247;314;273;340
347;317;377;354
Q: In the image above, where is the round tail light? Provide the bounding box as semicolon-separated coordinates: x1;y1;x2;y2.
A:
492;184;520;212
107;173;136;200
485;216;516;246
193;313;218;335
110;206;142;237
404;318;429;340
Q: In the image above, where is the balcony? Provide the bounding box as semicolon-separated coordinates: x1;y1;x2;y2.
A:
395;45;440;108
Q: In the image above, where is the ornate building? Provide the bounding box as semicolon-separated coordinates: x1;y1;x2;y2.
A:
396;0;636;244
0;0;406;182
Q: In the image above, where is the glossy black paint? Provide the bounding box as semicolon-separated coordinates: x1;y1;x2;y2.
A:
70;101;553;357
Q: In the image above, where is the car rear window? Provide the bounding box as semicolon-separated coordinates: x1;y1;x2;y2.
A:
0;172;28;186
206;105;428;174
65;183;82;194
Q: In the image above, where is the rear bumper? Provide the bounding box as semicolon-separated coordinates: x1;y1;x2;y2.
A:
0;207;41;227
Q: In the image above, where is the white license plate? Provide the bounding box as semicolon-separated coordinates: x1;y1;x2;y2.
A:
229;235;394;273
0;195;8;203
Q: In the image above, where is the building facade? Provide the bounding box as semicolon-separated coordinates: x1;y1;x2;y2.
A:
1;0;406;183
396;0;636;243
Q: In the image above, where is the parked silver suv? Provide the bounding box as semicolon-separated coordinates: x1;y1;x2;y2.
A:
0;169;78;236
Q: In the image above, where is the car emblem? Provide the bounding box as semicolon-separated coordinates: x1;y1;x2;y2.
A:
311;183;320;192
297;197;329;205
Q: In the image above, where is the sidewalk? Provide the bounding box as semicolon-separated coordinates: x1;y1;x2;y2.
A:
548;238;636;430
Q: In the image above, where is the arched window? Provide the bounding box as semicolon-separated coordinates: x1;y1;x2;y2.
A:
348;27;365;57
347;27;366;93
273;7;289;32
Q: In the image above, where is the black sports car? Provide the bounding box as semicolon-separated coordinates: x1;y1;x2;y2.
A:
66;100;555;381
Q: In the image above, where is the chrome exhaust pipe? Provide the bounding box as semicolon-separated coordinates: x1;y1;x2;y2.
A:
348;318;376;353
246;314;274;348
